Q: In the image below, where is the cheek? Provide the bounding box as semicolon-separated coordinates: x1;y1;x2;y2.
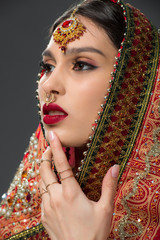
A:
74;74;108;116
65;77;107;146
69;74;108;131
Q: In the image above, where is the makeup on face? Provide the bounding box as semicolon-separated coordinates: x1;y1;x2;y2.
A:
38;16;117;147
43;103;68;125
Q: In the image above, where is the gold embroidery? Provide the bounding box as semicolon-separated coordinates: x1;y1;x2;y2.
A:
7;223;45;240
118;101;160;239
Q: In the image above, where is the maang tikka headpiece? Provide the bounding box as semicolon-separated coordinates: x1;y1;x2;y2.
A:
53;8;86;53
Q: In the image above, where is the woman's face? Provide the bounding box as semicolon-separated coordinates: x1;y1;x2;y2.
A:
38;16;118;147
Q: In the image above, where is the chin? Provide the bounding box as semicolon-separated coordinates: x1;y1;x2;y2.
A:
45;128;87;148
43;122;91;147
58;135;87;148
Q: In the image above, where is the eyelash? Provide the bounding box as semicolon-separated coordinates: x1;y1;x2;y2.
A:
72;61;97;71
39;60;97;75
40;61;54;74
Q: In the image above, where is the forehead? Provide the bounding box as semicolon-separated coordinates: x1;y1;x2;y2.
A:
47;16;115;53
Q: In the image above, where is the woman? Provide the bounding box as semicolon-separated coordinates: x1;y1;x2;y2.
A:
0;0;160;239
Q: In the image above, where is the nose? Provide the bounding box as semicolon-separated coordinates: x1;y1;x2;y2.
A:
40;67;66;97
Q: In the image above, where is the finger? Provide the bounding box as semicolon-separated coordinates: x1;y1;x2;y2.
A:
47;131;78;188
40;179;57;240
39;146;59;194
98;165;119;211
41;201;44;218
39;179;50;201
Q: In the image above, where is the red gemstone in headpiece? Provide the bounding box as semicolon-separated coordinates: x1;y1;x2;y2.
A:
62;20;73;28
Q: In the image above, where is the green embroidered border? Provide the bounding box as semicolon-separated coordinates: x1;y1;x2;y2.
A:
7;223;44;240
118;25;160;179
78;5;160;187
118;27;159;179
78;4;132;185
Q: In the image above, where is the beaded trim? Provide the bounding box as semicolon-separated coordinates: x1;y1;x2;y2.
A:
5;223;46;240
0;134;40;219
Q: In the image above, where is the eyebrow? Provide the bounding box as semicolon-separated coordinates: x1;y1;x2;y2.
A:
66;47;105;57
42;47;105;59
42;49;55;59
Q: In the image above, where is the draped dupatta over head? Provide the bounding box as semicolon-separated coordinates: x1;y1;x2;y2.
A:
0;0;160;239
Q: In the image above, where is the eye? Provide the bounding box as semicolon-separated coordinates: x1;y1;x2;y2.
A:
40;61;55;74
73;61;97;71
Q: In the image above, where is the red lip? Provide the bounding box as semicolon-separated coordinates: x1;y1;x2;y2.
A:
43;103;68;125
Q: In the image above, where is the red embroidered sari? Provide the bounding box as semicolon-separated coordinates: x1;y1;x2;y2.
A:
0;0;160;239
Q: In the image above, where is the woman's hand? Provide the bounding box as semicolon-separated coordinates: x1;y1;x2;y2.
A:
39;131;119;240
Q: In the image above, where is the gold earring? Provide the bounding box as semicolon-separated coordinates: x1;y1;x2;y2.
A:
45;93;56;106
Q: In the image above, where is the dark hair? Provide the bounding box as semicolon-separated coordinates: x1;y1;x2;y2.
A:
50;0;125;49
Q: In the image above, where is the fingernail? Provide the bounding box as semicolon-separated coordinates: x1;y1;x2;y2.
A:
112;164;119;178
48;131;55;141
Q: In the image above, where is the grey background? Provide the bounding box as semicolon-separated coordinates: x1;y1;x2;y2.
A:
0;0;159;197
